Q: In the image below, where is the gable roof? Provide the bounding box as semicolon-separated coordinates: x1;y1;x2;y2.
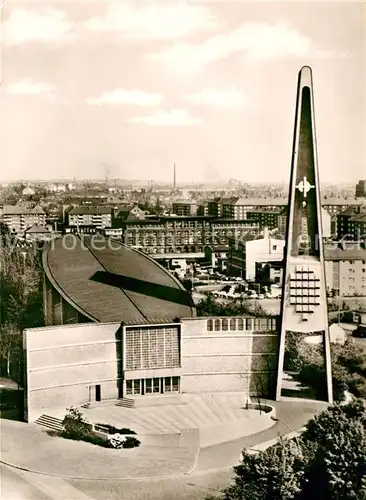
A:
25;224;50;234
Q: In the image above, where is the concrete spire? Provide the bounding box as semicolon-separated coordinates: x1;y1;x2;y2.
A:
276;67;333;403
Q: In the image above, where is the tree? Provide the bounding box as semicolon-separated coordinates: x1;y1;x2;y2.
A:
196;294;273;318
222;439;306;500
214;400;366;500
0;227;44;383
301;399;366;500
283;330;366;402
0;323;22;379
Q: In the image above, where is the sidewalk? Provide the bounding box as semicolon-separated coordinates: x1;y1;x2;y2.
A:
194;399;327;471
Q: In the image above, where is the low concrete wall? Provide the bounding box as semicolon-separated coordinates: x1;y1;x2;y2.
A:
199;404;276;448
91;425;199;450
247;427;306;455
141;428;199;448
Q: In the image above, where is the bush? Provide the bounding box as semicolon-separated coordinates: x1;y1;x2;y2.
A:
122;436;141;448
60;408;140;449
62;407;90;440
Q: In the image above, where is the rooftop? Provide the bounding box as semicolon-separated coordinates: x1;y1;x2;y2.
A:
324;242;366;261
212;197;364;207
68;206;112;215
3;204;45;215
350;213;366;223
43;235;195;324
172;200;197;205
25;224;50;234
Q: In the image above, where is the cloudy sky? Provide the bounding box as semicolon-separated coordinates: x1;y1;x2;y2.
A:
2;1;365;183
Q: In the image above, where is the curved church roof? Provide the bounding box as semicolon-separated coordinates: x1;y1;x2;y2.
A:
43;235;196;324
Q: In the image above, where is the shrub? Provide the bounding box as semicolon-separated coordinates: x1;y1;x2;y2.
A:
122;436;141;448
62;407;90;440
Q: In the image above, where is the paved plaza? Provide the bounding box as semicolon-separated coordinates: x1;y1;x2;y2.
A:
80;392;272;438
1;399;326;481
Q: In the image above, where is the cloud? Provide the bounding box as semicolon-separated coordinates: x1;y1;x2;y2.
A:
128;109;202;126
186;88;250;109
3;8;75;46
6;79;58;100
153;22;313;71
86;89;163;106
83;3;217;39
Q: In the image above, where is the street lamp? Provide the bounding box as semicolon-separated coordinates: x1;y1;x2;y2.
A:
270;416;303;456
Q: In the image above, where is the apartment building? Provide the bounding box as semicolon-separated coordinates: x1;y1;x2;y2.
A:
207;198;225;217
1;205;46;234
337;206;366;240
324;243;366;296
67;206;112;229
207;197;364;221
197;202;209;216
119;216;259;255
172;201;197;216
221;198;286;219
247;207;282;229
348;213;366;241
355;180;366;198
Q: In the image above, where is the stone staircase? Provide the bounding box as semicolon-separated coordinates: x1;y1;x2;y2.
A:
82;398;136;410
115;398;135;409
34;414;64;432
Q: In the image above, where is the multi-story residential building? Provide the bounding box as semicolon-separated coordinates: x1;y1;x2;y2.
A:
247;208;282;230
207;196;364;221
1;205;46;234
336;206;366;240
321;198;364;215
172;201;197;216
118;216;259;255
348;213;366;241
355;180;366;198
222;198;286;219
324;242;366;296
67;206;112;229
207;198;225;217
197;202;209;216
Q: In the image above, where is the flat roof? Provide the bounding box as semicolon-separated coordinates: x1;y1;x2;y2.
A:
43;235;196;324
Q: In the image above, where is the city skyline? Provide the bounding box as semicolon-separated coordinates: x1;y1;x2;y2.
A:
2;2;365;183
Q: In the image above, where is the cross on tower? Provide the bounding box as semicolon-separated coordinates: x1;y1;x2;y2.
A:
296;176;314;198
